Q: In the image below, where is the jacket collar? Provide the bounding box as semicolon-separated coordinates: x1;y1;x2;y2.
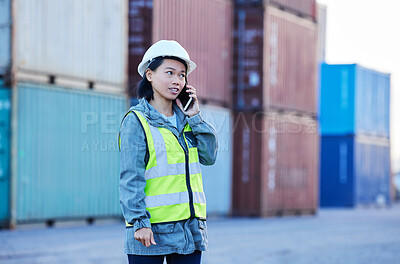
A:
129;98;187;135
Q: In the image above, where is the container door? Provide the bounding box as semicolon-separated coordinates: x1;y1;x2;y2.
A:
0;82;11;226
320;136;355;207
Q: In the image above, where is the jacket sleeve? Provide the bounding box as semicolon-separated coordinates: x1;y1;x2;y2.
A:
187;111;218;165
119;112;151;231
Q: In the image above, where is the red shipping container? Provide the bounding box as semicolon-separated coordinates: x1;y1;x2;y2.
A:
233;4;317;114
128;0;232;107
264;6;318;114
269;0;316;20
260;112;318;215
128;0;153;98
232;111;318;216
235;0;316;21
232;6;265;111
232;112;263;215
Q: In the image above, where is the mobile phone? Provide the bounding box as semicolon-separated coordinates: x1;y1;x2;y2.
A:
177;83;193;111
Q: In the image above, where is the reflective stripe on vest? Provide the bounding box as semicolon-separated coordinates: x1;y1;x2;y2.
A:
123;110;206;225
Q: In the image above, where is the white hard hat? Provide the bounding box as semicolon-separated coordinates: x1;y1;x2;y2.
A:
137;40;197;77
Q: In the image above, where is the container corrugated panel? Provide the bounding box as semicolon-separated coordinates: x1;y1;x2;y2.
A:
200;105;232;216
320;64;390;137
317;3;326;62
15;0;127;87
260;112;318;215
16;82;127;222
0;79;11;226
320;135;391;207
232;111;318;216
355;66;390;137
0;0;11;75
152;0;232;107
355;136;391;205
235;0;316;20
268;0;316;20
127;0;153;98
0;0;11;25
0;25;11;75
264;6;317;114
232;6;264;111
232;112;263;216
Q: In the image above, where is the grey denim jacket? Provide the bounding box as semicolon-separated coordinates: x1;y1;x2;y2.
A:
119;98;218;255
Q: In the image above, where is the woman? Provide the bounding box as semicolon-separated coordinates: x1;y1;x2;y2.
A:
119;40;218;264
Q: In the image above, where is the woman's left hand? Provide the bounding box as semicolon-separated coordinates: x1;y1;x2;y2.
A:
176;85;200;117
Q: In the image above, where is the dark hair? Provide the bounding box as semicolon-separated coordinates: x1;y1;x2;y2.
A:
137;56;188;101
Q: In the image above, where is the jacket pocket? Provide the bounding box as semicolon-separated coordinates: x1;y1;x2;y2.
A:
151;223;175;234
198;219;207;230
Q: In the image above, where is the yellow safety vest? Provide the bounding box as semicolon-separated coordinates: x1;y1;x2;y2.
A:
120;110;206;225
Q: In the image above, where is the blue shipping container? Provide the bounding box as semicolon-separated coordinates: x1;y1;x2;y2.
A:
320;135;391;207
319;63;390;137
0;0;11;75
0;79;11;227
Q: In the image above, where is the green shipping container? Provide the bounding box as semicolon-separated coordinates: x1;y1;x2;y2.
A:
14;82;127;223
0;79;11;227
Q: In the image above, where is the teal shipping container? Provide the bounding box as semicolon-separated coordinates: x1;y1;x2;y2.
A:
0;79;11;227
12;83;127;224
200;105;232;216
320;63;390;137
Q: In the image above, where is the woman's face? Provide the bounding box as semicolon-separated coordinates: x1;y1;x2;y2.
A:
146;59;186;102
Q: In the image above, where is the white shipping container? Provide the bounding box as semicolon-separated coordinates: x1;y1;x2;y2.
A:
200;105;232;216
14;0;127;89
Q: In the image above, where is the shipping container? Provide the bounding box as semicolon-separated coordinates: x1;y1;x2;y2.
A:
232;111;318;216
320;64;390;137
235;0;316;21
0;25;10;75
129;0;232;108
260;112;318;215
233;6;264;111
0;79;11;228
232;112;263;215
11;82;127;223
0;0;11;25
317;3;326;63
320;135;391;207
14;0;127;90
264;6;317;114
0;0;11;75
233;5;318;114
127;0;153;98
200;105;232;216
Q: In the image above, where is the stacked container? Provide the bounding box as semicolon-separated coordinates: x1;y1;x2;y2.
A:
128;0;233;216
232;0;319;216
0;79;11;227
319;63;391;207
0;0;11;75
1;0;128;228
0;0;12;228
129;0;232;108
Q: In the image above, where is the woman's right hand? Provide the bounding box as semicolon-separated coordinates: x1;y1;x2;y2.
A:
134;227;157;247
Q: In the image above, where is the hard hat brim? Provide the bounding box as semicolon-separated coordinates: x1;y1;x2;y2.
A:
137;56;197;77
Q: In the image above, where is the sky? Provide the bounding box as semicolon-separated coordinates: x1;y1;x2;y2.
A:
317;0;400;172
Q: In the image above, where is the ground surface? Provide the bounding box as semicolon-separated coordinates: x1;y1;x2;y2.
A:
1;204;399;264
